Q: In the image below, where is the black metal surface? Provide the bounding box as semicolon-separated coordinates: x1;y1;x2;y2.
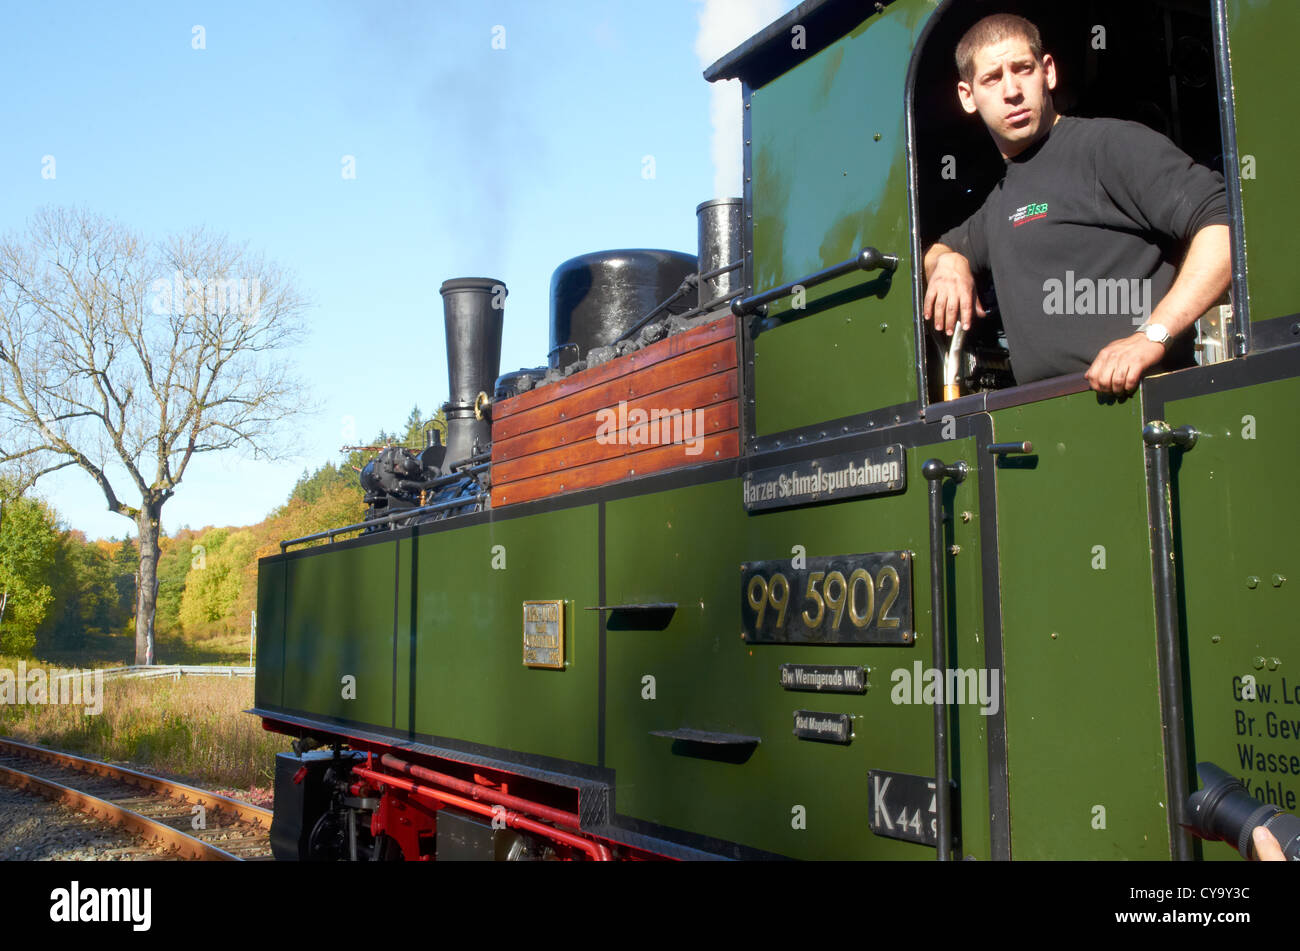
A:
867;769;957;849
440;278;505;467
741;551;913;645
972;413;1011;860
731;247;899;318
269;750;362;861
1142;420;1197;861
549;249;697;369
585;602;678;612
649;728;761;746
905;0;942;420
280;493;488;550
435;810;497;862
585;602;676;632
494;366;547;401
697;199;743;309
1211;0;1250;354
792;711;853;744
740;82;755;452
922;457;967;861
1246;315;1300;353
986;441;1034;455
779;664;867;694
743;445;906;512
614;282;695;344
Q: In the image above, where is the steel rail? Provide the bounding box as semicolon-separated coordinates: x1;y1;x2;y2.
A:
0;736;273;830
0;761;242;861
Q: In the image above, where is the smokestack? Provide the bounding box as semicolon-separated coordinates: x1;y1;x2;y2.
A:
439;277;506;467
696;198;743;307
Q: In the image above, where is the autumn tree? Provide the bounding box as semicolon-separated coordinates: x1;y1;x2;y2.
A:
0;207;309;663
0;487;59;655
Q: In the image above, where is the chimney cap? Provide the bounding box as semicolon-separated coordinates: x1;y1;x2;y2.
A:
440;277;507;296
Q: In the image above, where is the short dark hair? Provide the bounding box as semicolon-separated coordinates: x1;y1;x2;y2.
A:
955;14;1044;84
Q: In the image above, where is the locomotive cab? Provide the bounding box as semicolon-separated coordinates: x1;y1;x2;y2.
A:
912;0;1231;404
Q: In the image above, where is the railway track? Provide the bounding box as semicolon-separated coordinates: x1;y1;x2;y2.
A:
0;737;273;861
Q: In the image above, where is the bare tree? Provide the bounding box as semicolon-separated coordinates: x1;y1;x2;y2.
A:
0;207;310;664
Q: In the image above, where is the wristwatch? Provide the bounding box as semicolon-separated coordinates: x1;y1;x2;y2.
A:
1135;321;1172;350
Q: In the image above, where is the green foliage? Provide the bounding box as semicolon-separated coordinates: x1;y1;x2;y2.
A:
178;528;257;632
41;534;103;648
154;530;199;635
0;493;59;655
288;461;355;506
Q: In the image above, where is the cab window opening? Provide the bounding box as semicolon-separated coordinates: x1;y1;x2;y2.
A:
910;0;1231;407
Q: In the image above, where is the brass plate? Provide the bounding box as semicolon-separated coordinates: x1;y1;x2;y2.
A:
522;600;565;669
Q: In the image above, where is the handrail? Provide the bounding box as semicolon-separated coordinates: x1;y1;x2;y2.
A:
730;246;898;318
280;493;487;551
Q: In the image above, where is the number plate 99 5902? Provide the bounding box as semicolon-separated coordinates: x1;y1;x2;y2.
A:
741;551;913;645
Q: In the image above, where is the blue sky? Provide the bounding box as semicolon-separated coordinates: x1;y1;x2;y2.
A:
0;0;792;539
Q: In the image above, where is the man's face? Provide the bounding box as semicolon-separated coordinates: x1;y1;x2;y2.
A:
957;37;1057;158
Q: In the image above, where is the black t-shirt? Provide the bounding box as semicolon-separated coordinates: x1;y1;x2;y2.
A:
938;116;1229;384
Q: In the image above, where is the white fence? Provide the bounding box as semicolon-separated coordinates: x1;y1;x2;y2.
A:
49;665;254;684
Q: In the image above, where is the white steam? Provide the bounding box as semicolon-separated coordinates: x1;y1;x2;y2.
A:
694;0;790;199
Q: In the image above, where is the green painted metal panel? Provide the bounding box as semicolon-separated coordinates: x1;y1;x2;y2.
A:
281;542;399;728
992;392;1170;859
413;507;599;765
1164;376;1300;859
748;3;933;435
1227;0;1300;327
254;559;286;710
394;535;413;735
603;440;990;860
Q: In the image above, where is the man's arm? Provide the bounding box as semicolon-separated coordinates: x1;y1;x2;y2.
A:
1084;224;1232;395
923;242;987;335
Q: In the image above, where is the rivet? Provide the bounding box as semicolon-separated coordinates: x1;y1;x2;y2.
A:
1268;657;1282;670
960;511;972;523
887;447;895;455
1051;632;1058;640
879;322;888;332
1272;574;1286;587
1246;576;1260;589
1254;656;1267;669
1211;634;1221;644
949;545;961;555
873;133;881;142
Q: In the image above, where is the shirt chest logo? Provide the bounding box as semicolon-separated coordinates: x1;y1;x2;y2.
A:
1009;202;1049;227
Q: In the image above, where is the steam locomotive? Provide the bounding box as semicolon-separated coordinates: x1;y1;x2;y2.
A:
252;0;1299;860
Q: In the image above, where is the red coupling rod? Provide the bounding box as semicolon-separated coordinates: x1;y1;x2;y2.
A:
380;753;582;831
352;765;611;861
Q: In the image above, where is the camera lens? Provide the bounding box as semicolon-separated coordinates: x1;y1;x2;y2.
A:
1187;762;1300;860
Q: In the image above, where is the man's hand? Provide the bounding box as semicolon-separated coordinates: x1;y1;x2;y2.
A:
1084;333;1166;395
923;246;986;335
1085;225;1231;395
1252;825;1286;862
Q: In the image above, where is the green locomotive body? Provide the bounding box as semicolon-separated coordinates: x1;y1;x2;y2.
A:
253;0;1300;860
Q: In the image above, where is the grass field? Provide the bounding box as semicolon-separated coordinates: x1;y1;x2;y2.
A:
36;630;253;669
0;654;283;802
